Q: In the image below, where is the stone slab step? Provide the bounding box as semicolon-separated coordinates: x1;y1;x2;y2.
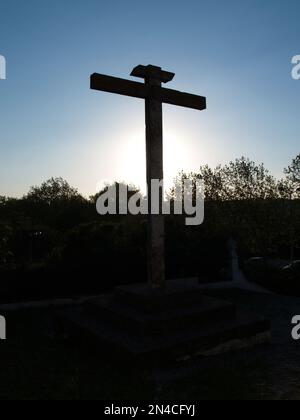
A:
86;295;236;336
60;305;270;363
114;279;203;312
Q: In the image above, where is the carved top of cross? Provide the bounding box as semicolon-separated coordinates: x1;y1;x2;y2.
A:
131;65;175;85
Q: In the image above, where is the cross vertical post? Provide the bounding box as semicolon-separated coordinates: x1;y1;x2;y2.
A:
130;65;175;289
145;70;165;289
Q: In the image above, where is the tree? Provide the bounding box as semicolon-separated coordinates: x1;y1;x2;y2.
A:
24;177;82;205
22;178;88;229
285;154;300;183
284;154;300;198
0;196;7;205
219;157;278;200
0;223;15;269
170;157;278;201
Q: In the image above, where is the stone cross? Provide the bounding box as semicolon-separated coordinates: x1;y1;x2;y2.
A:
90;65;206;289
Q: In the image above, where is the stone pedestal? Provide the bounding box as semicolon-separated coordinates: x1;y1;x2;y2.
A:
61;279;270;364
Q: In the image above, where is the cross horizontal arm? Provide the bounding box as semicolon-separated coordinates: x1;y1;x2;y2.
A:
91;73;206;111
90;73;147;100
154;86;206;110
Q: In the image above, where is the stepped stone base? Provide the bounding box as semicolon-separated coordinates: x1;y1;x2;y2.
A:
60;279;270;363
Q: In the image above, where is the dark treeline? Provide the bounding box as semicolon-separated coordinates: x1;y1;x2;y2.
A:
0;156;299;302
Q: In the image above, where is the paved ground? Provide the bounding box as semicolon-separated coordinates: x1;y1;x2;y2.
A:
188;289;300;400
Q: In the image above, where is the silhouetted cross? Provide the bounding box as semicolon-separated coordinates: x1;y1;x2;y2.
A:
91;65;206;289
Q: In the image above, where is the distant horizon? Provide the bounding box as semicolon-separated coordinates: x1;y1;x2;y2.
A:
1;153;294;200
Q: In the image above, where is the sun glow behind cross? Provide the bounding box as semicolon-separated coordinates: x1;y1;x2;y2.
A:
110;127;193;195
90;103;206;198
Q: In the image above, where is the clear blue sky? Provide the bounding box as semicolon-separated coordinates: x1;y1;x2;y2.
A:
0;0;299;197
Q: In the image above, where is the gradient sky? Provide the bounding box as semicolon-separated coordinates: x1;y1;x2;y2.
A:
0;0;299;197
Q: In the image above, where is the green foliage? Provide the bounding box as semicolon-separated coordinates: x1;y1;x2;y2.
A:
21;178;90;229
0;158;300;297
285;154;300;183
168;156;300;260
0;222;16;269
24;177;83;205
171;157;279;201
284;154;300;198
